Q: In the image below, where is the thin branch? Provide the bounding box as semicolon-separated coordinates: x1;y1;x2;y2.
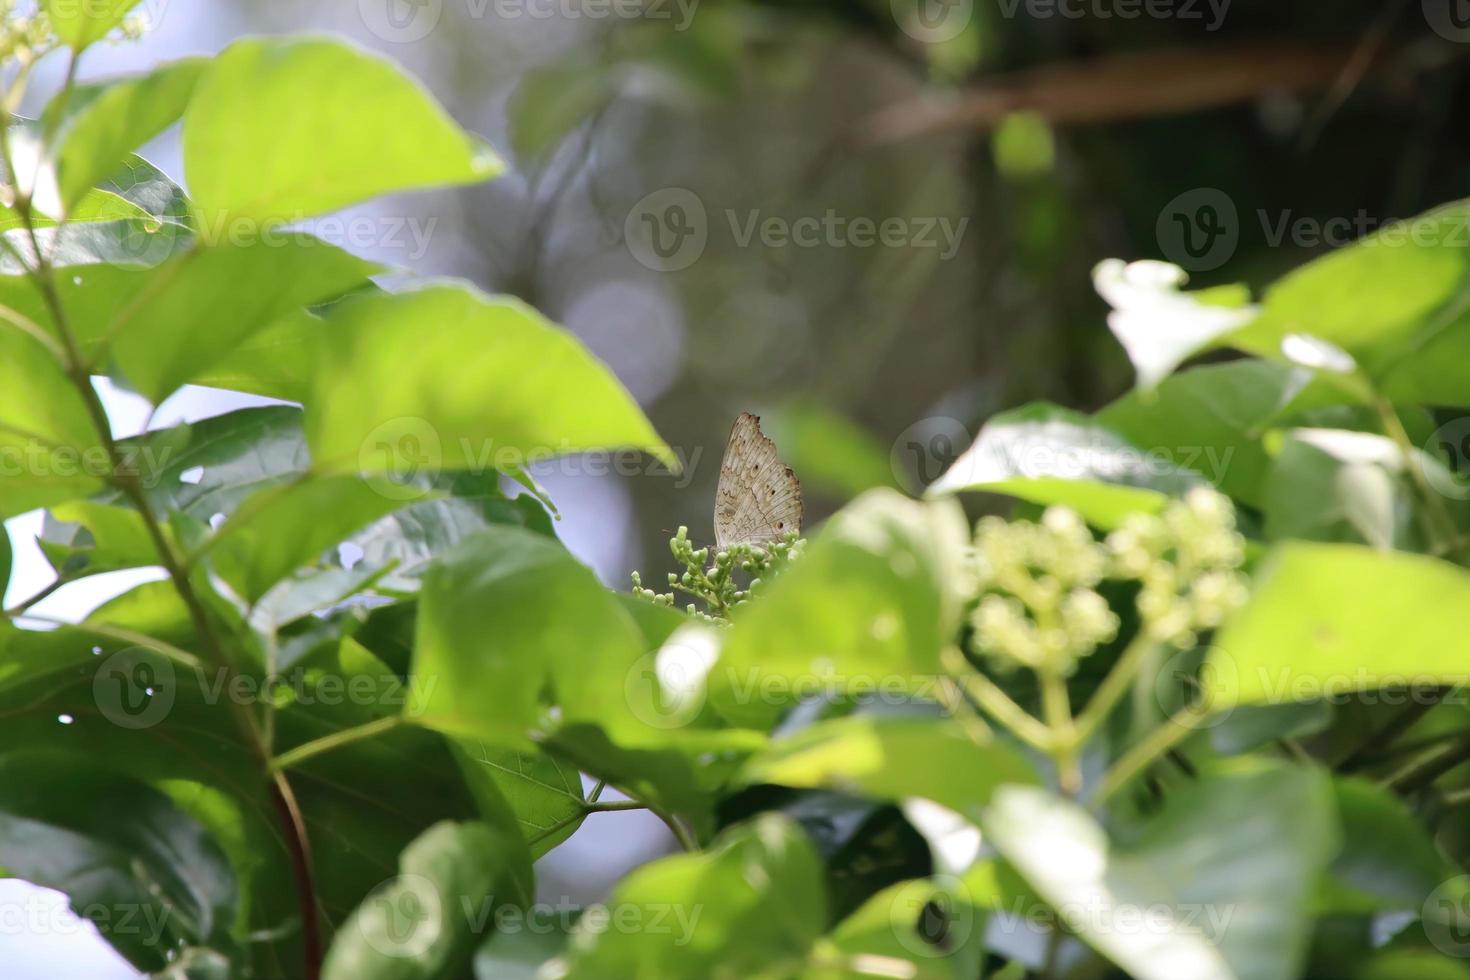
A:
269;715;406;773
1094;703;1211;806
940;646;1052;751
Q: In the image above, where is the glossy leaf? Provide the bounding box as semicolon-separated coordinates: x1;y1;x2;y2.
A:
43;57;208;211
560;815;825;978
711;490;968;729
0;752;237;972
305;281;673;476
322;821;533;980
1206;543;1470;707
983;762;1337;980
183;37;503;227
929;403;1202;529
42;0;142;48
742;713;1037;814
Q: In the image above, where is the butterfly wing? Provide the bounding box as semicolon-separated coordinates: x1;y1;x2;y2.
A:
714;412;803;550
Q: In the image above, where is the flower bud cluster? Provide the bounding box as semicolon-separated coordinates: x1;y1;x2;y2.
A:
632;526;804;622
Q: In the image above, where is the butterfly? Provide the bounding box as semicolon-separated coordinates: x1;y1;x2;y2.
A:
714;412;803;550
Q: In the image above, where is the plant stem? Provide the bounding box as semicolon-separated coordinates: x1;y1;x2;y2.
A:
1094;703;1210;805
1376;393;1461;553
1041;668;1081;797
270;715;406;773
0;94;325;979
2;576;67;618
1073;632;1159;744
941;647;1052;751
1383;734;1470;795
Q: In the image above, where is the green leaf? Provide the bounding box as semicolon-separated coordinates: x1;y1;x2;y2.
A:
983;761;1338;980
0;520;11;599
455;740;586;858
1230;201;1470;407
1206;543;1470;707
816;877;986;979
0;327;107;519
410;525;705;762
40;499;161;579
742;713;1037;814
0;751;236;972
1261;429;1450;550
183;37;503;227
561;815;825;978
928;403;1202;529
508;62;614;164
763;401;899;499
1097;360;1315;509
43;57;208;212
42;0;142;48
206;474;410;603
711;490;968;729
1323;777;1454;916
102;235;380;402
305;281;672;475
322;820;533;980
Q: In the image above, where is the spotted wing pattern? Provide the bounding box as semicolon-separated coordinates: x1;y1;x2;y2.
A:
714;412;803;550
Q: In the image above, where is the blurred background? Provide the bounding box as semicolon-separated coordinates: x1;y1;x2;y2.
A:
5;0;1470;974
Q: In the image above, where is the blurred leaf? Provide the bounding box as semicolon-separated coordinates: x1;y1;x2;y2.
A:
1262;430;1450;550
560;815;825;978
105;235;380;402
1097;360;1314;508
43;57;208;211
207;474;408;603
322;821;533;980
509;63;614;164
184;37;503;226
474;923;570;980
42;0;141;48
817;877;987;979
305;282;673;476
742;713;1037;813
765;402;897;500
711;490;968;729
983;762;1337;980
41;499;161;579
0;751;236;972
1206;543;1470;707
1232;201;1470;407
929;403;1201;529
1322;777;1454;916
0;327;106;519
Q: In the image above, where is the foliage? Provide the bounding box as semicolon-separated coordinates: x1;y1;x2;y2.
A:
3;10;1470;980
